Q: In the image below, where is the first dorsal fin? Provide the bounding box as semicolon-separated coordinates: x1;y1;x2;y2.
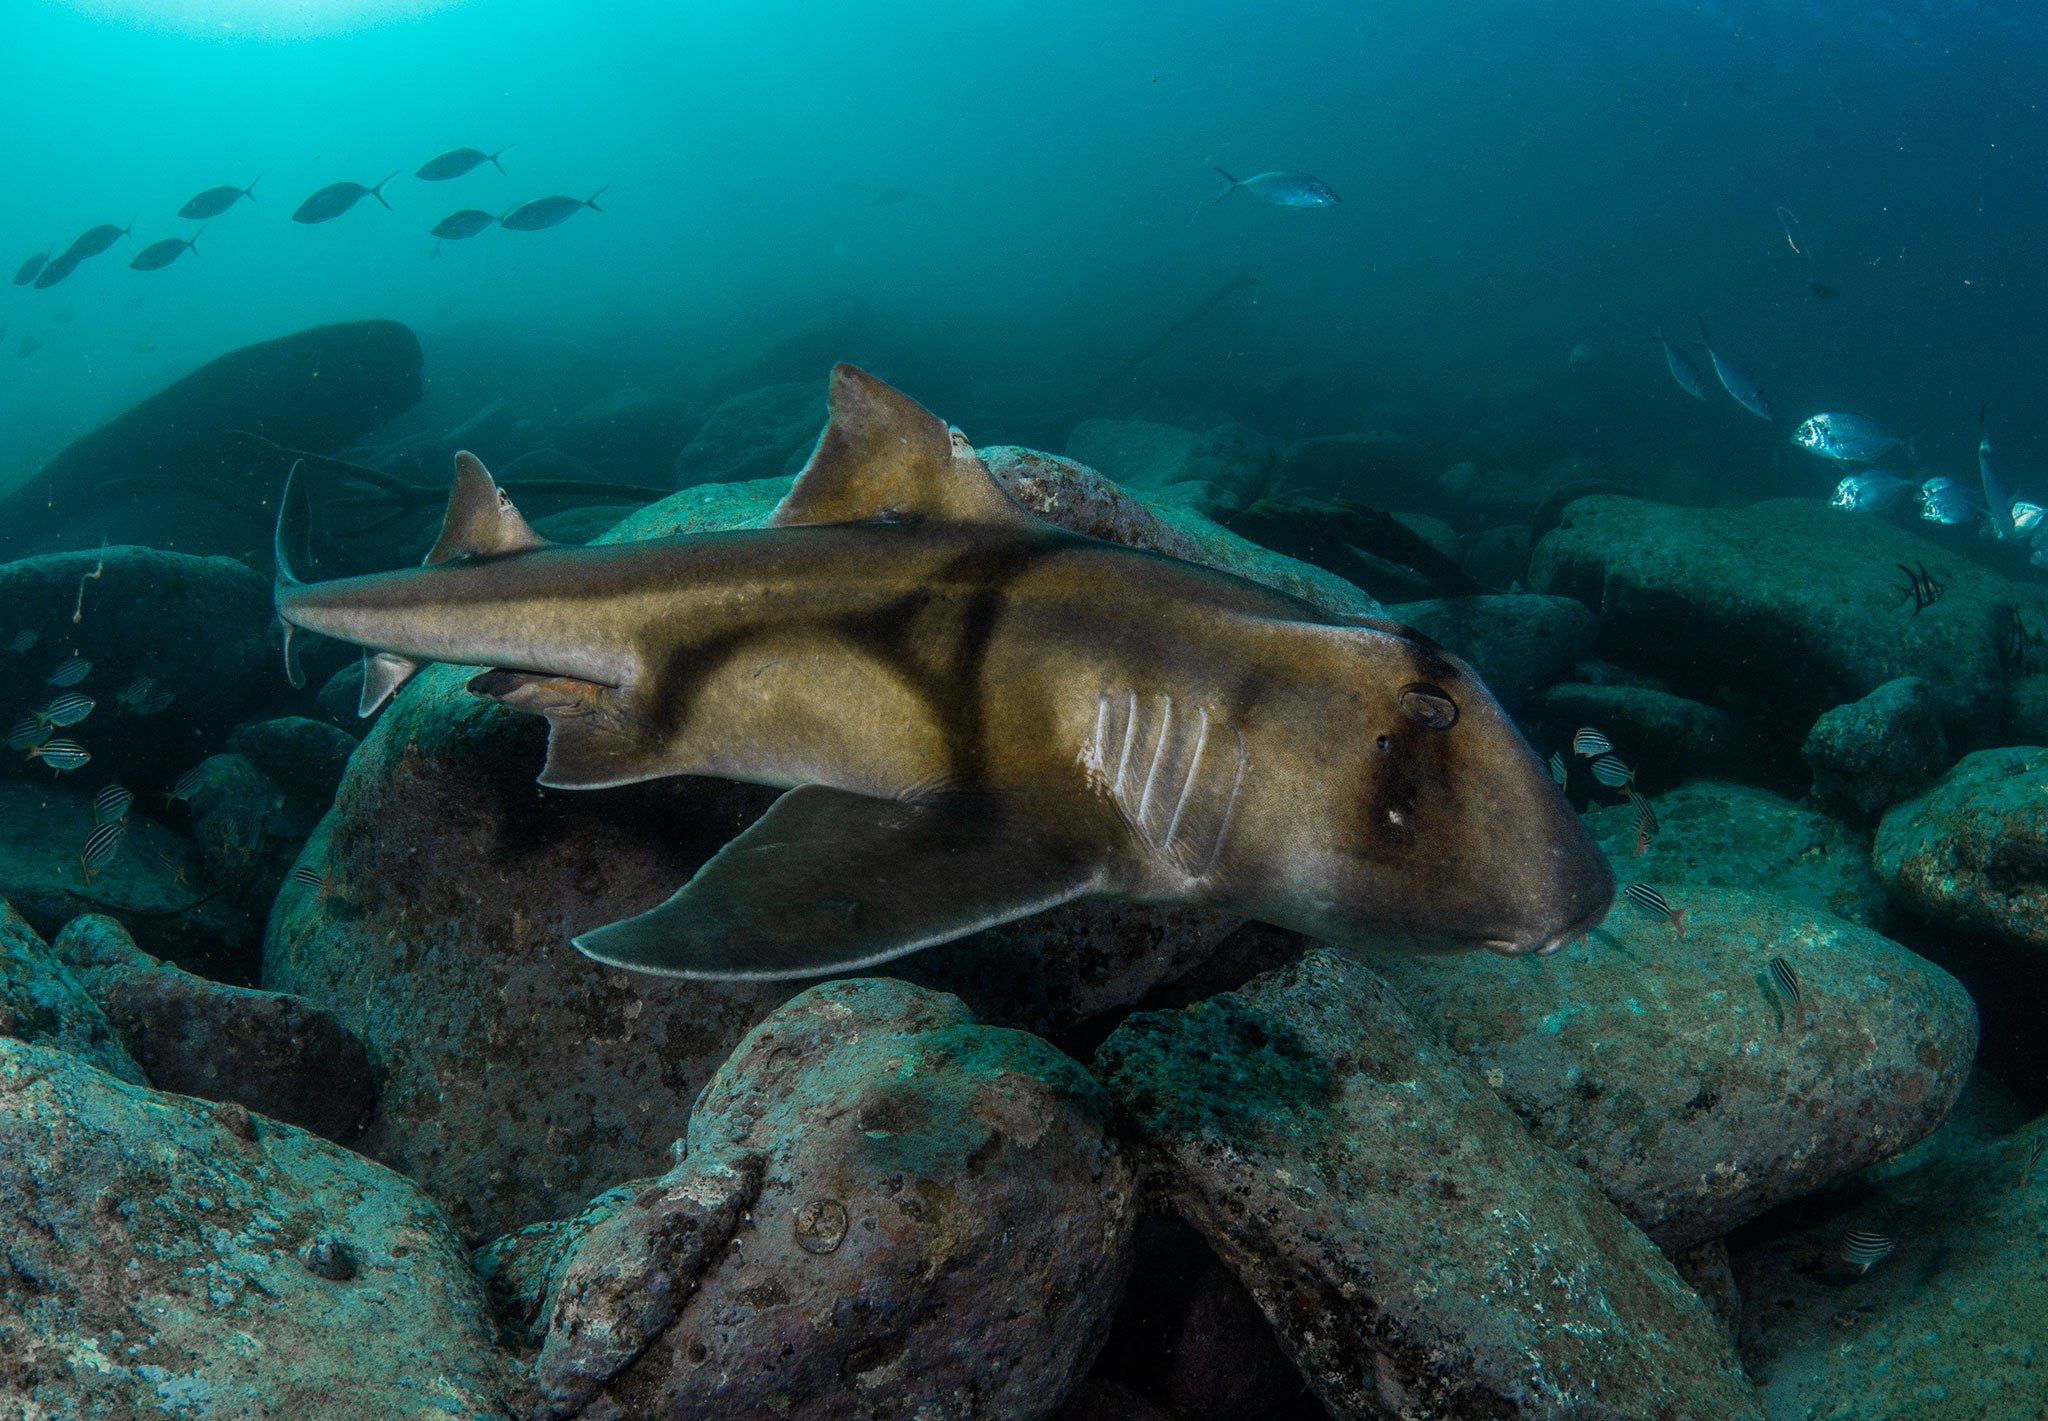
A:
424;451;549;565
769;364;1030;529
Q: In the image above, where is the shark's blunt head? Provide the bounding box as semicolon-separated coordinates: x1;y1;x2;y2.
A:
1285;620;1614;959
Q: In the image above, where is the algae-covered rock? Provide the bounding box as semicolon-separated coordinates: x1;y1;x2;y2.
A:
1064;419;1275;516
0;899;142;1081
55;913;375;1144
520;980;1135;1420
1095;949;1762;1419
1734;1114;2048;1419
1531;495;2047;745
226;715;361;805
0;1037;513;1417
1803;675;1951;822
1874;746;2048;952
1375;886;1975;1248
1583;780;1889;927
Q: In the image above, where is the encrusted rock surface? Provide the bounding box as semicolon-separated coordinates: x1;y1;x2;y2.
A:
0;899;142;1082
1803;675;1951;821
1874;746;2048;952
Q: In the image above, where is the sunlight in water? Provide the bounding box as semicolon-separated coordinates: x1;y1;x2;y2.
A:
53;0;469;38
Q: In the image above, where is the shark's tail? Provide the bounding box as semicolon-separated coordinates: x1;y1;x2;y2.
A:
274;458;312;688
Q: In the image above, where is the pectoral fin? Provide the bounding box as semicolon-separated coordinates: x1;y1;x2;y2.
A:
572;785;1106;980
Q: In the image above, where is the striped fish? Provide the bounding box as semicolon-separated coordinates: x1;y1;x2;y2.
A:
165;765;209;802
6;716;49;751
291;863;340;900
1627;789;1660;837
1767;955;1801;1006
154;848;189;886
7;629;36;654
129;687;175;716
1590;753;1635;789
1622;882;1688;938
46;656;92;688
1548;751;1567;788
1572;727;1611;757
25;739;90;772
1840;1229;1895;1273
115;675;157;710
93;783;134;825
80;820;125;879
2021;1135;2045;1189
38;692;95;728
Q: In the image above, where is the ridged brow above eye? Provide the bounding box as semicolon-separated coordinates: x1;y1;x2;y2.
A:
1399;684;1458;730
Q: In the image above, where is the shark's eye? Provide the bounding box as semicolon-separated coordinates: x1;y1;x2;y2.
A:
1400;684;1458;729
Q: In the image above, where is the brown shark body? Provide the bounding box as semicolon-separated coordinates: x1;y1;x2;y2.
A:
275;365;1613;979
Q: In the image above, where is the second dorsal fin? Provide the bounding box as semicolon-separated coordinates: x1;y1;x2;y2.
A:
425;451;549;565
769;364;1029;528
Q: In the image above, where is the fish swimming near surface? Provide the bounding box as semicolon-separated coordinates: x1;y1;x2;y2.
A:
293;174;399;224
1794;413;1903;463
130;228;202;271
12;251;49;286
1651;329;1708;401
1210;167;1340;209
178;178;259;220
499;189;607;231
417;145;511;181
1829;471;1914;512
431;209;499;240
273;364;1615;980
1694;317;1773;421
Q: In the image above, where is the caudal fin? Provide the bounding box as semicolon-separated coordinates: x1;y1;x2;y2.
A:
489;144;514;174
244;175;261;201
370;171;399;210
1211;166;1242;203
585;186;608;211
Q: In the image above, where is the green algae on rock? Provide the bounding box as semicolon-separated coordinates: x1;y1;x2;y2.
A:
1376;885;1976;1249
0;1037;513;1418
1096;948;1763;1420
502;979;1135;1420
0;898;143;1082
1875;746;2048;953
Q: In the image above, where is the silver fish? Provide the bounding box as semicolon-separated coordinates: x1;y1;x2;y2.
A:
431;209;498;240
417;146;510;181
32;253;80;290
499;189;607;232
2012;501;2045;536
1919;476;1979;526
130;228;202;272
61;223;130;261
1210;168;1340;209
1829;471;1914;512
1652;329;1708;401
1793;413;1902;463
1695;317;1773;421
178;178;258;220
293;174;398;225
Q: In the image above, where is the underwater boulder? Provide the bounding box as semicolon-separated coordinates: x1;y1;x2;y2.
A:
1540;681;1778;789
0;898;143;1082
0;778;256;979
1063;419;1275;517
1273;430;1429;505
1733;1113;2048;1419
1531;496;2048;748
0;1036;514;1416
1875;746;2048;953
0;319;422;559
670;381;825;489
1094;948;1764;1419
1374;885;1976;1249
543;386;697;483
488;979;1134;1420
53;914;375;1144
1803;675;1952;822
226;715;361;806
1385;593;1596;717
1583;781;1890;928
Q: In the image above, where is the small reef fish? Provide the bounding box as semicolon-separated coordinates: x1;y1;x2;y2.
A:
2020;1136;2045;1189
47;656;92;688
8;629;37;653
37;692;95;728
499;190;607;231
417;146;511;181
293;174;399;224
1571;727;1611;756
1695;317;1773;421
432;209;499;240
1622;882;1686;938
81;820;125;881
178;178;259;220
1589;753;1634;789
25;738;91;772
1548;750;1567;788
1840;1229;1896;1273
165;764;210;802
272;364;1617;979
12;251;48;286
1793;413;1903;463
60;223;131;262
1981;410;2016;540
290;863;341;900
1651;329;1708;401
6;716;50;751
1919;476;1978;526
130;229;202;271
1628;790;1659;855
155;848;189;886
1210;168;1341;209
115;675;157;710
1895;561;1943;615
1829;471;1914;512
124;682;174;716
1766;953;1805;1025
94;783;134;825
